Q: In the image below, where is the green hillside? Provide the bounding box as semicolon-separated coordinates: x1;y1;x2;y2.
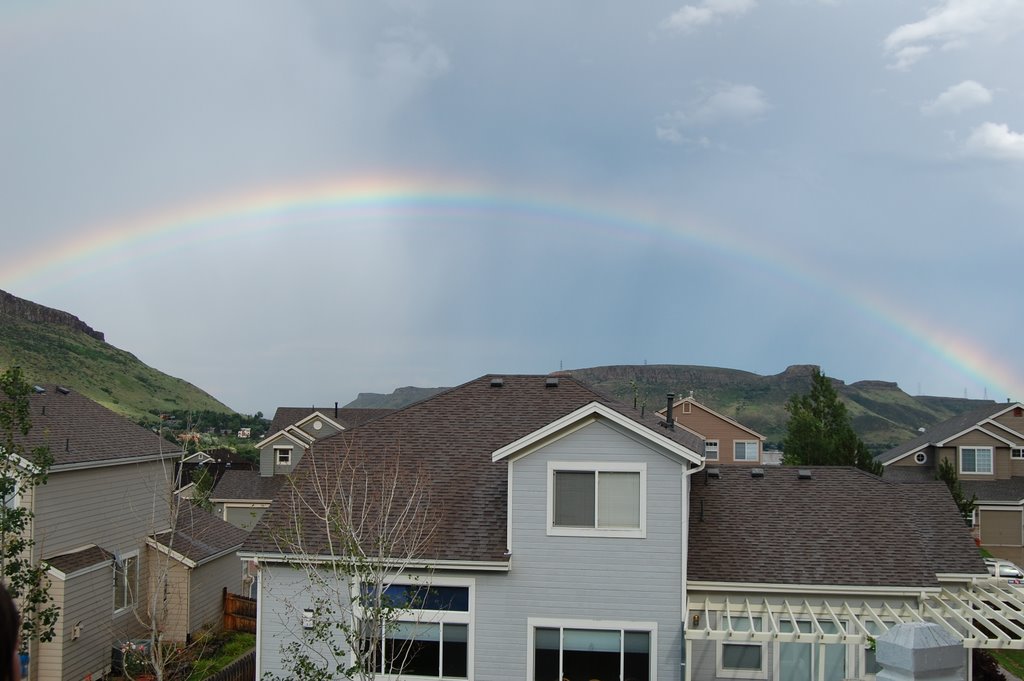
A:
0;290;231;424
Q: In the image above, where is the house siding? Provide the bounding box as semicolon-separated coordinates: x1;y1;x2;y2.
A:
39;565;117;681
190;553;243;634
675;405;760;464
296;417;342;441
260;435;305;477
225;504;268;531
498;420;686;681
993;410;1024;436
149;548;192;642
34;459;175;561
257;420;689;681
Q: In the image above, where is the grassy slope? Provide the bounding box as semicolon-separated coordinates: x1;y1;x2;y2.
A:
0;316;232;424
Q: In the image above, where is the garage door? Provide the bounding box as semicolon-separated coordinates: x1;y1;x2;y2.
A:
980;509;1023;546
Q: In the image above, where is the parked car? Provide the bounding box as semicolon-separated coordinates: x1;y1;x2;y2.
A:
985;558;1024;586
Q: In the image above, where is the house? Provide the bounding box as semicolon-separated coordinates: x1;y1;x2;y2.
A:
877;401;1024;563
7;386;241;680
241;374;1007;681
685;465;985;681
209;405;391;531
655;393;766;465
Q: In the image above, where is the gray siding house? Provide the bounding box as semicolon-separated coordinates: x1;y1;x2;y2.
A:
242;375;1006;681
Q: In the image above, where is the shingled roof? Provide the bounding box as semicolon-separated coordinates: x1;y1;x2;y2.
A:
268;407;394;434
9;385;174;468
876;402;1014;464
688;466;985;588
209;468;286;502
150;501;249;567
244;374;704;563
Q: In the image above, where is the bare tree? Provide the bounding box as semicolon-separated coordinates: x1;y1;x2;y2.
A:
264;439;440;681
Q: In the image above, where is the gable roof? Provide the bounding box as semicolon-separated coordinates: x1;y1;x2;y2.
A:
657;396;765;441
876;402;1016;464
209;468;286;502
8;386;176;468
268;406;394;434
688;466;985;588
149;501;249;568
243;374;705;563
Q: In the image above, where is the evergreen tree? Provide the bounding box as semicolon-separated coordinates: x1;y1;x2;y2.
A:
0;367;60;644
937;457;976;526
782;368;882;474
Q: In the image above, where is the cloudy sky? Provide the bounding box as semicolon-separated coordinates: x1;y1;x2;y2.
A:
2;0;1023;415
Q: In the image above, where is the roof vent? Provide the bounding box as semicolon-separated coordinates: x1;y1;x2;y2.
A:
545;377;559;388
751;468;765;479
33;385;45;394
57;386;70;395
490;378;504;388
798;469;813;480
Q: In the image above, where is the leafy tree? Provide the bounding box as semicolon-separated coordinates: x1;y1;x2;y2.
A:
782;368;882;474
937;457;976;526
0;367;59;644
191;466;215;512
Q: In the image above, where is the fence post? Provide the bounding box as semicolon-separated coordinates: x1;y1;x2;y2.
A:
875;621;964;681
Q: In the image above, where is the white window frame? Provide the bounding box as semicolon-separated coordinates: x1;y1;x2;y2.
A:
716;615;766;679
113;550;139;614
526;617;657;681
546;461;647;539
274;446;293;466
353;576;475;681
959;446;993;475
1012;447;1024;460
734;441;759;463
705;440;720;461
772;618;852;681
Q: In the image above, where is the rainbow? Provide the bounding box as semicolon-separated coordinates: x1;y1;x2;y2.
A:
1;175;1019;400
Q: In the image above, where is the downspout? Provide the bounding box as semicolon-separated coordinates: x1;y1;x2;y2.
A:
682;457;705;681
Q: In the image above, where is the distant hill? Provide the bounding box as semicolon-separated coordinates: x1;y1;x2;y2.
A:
347;364;994;452
346;386;448;409
0;289;232;424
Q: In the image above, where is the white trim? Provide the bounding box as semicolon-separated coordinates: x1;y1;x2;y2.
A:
50;450;179;472
959;445;994;475
273;446;293;466
687;581;938;597
236;552;510;571
293;411;345;433
254;429;312;450
113;549;140;615
492;401;702;465
716;615;767;680
733;440;759;463
526;616;658;681
47;555;114;581
880;444;929;466
546;461;647;538
705;440;720;461
939;425;1016;448
1012;447;1024;460
984;419;1024;443
914;451;928;465
146;537;198;569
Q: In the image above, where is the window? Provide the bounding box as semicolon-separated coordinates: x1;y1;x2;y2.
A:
363;581;472;679
705;440;720;461
717;616;765;679
274;447;292;466
777;620;846;681
114;552;139;612
682;402;691;414
1013;448;1024;460
548;462;646;538
960;446;993;474
530;619;654;681
914;451;928;465
734;441;759;462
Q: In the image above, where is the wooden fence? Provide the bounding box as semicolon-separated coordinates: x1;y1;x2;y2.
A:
202;649;255;681
223;588;256;634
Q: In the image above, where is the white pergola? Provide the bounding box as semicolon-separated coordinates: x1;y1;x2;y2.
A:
686;578;1024;649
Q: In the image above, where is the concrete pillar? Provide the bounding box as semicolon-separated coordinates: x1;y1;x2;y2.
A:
875;622;964;681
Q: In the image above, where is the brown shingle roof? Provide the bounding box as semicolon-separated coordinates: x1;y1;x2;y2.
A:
9;386;174;467
45;545;114;575
877;402;1013;464
244;374;704;562
209;469;286;502
151;501;249;566
268;407;394;434
688;466;985;588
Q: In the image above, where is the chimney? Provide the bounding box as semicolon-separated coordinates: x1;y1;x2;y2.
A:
665;393;675;430
335;402;338;418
